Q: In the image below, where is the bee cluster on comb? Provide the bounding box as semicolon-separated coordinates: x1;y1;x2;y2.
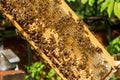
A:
0;0;114;80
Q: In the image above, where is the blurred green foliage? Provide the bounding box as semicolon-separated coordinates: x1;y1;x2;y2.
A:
66;0;120;19
110;75;117;80
25;62;61;80
107;36;120;56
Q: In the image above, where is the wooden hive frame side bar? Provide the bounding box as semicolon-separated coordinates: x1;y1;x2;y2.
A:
4;13;67;80
61;0;115;69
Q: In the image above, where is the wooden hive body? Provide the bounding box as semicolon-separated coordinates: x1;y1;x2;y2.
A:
0;0;115;80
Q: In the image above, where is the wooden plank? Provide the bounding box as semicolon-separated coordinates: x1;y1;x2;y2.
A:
0;0;115;80
0;70;25;80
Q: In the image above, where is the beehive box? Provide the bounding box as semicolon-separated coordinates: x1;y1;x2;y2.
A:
0;0;115;80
